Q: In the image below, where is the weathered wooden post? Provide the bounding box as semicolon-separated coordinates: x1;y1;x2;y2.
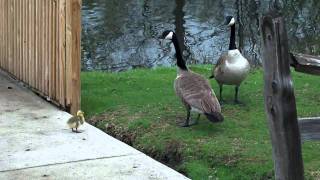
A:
260;13;304;179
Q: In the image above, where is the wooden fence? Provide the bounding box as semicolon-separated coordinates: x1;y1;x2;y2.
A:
0;0;81;115
261;12;320;179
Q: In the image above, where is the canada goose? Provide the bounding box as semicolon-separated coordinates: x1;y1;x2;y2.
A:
67;110;85;133
210;16;250;104
161;30;223;127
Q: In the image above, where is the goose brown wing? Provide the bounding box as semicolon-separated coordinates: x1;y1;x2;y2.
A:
213;53;227;76
175;72;221;113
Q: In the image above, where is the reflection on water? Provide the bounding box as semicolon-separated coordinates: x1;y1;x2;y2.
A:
82;0;320;71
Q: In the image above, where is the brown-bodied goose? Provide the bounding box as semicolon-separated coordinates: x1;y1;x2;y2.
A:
161;30;223;127
210;16;250;104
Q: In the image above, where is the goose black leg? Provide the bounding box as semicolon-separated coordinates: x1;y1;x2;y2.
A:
180;109;191;127
188;114;200;126
193;114;201;125
219;84;223;102
197;114;200;121
234;85;242;104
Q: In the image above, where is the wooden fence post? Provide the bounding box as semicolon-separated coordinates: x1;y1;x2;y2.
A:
260;13;304;180
66;0;81;115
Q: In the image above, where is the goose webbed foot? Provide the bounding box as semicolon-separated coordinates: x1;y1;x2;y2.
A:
178;109;193;127
219;99;225;106
179;121;190;127
178;119;198;127
179;113;200;127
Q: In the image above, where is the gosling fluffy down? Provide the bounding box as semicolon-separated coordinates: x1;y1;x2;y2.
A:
67;110;85;133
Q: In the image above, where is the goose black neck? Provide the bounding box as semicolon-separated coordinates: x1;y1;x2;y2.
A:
229;24;237;50
172;34;188;70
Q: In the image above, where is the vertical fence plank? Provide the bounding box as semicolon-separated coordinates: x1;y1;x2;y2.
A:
0;0;3;67
66;0;81;115
52;0;57;101
58;0;66;107
35;0;38;89
40;0;43;91
28;0;32;85
56;0;60;102
66;0;72;108
31;0;35;87
260;13;304;180
26;0;29;84
19;0;22;80
18;0;22;81
49;0;54;99
16;0;20;79
41;0;45;93
4;0;8;69
48;0;52;98
44;0;48;95
23;0;26;82
12;0;16;76
0;0;2;66
38;0;42;91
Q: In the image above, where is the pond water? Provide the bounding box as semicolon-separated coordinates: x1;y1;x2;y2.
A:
82;0;320;71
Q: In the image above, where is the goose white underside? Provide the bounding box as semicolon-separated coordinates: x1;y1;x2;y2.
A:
215;50;250;85
191;107;203;113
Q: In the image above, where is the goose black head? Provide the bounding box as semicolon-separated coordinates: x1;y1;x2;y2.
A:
225;16;235;27
160;30;174;40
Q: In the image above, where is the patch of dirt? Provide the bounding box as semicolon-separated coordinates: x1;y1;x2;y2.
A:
87;110;185;175
208;154;240;168
221;154;240;167
142;139;183;169
103;123;183;167
104;123;136;146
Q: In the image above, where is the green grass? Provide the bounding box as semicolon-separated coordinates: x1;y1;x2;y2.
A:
81;65;320;179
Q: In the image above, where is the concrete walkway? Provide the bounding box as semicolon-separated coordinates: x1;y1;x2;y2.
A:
0;71;189;180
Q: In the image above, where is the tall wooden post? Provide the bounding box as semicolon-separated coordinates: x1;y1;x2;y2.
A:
260;13;304;180
66;0;81;115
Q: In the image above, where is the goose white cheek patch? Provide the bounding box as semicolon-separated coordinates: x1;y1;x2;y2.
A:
228;17;235;26
165;31;173;40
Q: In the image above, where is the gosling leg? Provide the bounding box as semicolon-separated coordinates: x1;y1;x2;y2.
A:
75;127;81;133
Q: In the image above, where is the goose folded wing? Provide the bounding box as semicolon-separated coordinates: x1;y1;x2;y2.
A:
214;53;227;75
176;75;220;113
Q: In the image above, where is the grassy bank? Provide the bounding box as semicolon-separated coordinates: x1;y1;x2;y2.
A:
81;65;320;179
